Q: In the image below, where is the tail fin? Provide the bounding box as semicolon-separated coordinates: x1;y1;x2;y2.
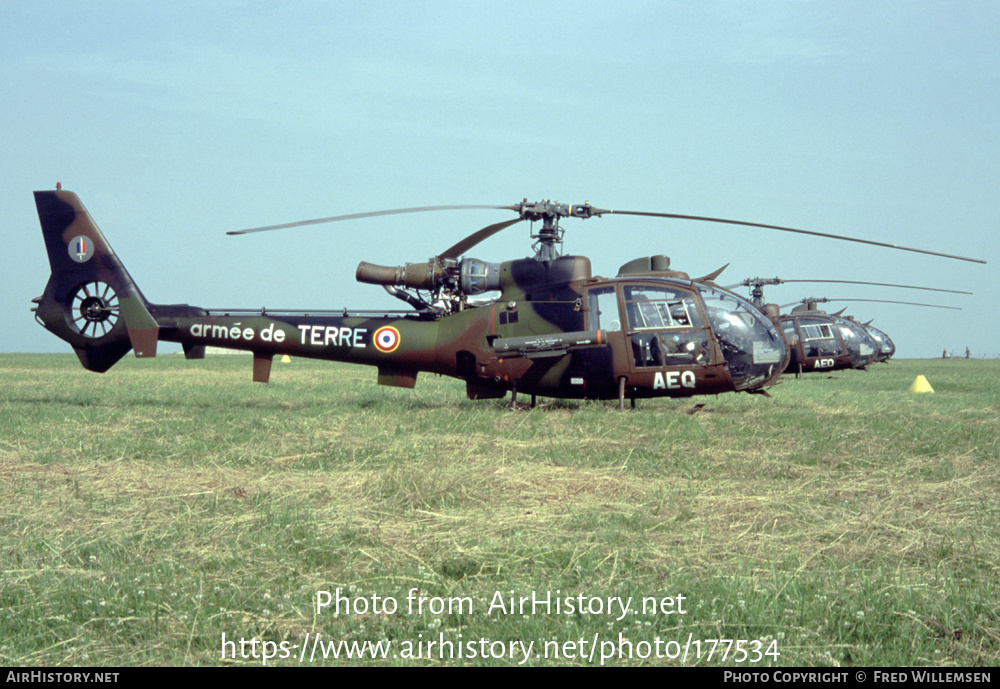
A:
33;189;159;372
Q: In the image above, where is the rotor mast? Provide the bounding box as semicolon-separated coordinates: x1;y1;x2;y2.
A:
739;277;783;308
517;200;597;261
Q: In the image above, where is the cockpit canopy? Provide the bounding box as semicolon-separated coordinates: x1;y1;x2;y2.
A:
590;279;788;392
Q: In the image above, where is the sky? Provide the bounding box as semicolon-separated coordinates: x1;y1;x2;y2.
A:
3;1;998;359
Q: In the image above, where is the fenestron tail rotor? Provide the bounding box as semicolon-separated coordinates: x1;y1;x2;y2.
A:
69;280;120;338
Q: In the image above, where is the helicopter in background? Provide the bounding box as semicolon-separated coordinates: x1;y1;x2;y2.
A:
785;297;965;367
858;322;895;363
779;300;882;373
730;277;970;375
31;188;984;408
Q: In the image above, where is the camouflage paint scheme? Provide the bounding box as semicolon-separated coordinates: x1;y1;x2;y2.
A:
33;189;791;404
778;305;880;374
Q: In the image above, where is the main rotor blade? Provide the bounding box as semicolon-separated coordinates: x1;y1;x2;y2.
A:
831;298;962;310
783;298;961;310
731;278;973;295
591;209;986;264
779;279;972;294
439;218;525;259
228;205;514;235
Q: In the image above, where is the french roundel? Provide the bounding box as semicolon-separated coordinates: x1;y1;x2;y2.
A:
373;326;401;353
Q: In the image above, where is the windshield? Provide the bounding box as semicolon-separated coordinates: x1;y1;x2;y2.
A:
864;325;895;359
832;316;879;368
697;285;787;390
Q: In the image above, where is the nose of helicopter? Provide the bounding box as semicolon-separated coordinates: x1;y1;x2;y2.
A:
697;285;789;391
832;316;880;368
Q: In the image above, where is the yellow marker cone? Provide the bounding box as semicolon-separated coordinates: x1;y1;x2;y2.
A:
281;355;291;363
908;375;934;393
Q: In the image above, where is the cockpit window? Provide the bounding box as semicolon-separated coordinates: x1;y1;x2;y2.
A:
623;285;703;330
831;316;878;367
622;285;710;368
864;325;895;356
697;286;787;390
782;320;799;345
797;317;844;357
802;323;834;340
587;286;621;332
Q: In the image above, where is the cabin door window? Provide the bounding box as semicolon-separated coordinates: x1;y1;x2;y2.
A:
622;285;709;368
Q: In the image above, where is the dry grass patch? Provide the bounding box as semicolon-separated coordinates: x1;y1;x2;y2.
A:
2;355;998;665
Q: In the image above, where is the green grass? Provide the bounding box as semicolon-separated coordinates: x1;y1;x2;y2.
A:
1;354;998;665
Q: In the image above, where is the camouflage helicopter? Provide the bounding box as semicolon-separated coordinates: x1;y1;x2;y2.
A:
781;296;965;370
31;188;984;409
730;277;969;374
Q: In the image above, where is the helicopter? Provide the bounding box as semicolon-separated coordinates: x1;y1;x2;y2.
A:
31;188;985;409
730;277;971;374
781;297;966;369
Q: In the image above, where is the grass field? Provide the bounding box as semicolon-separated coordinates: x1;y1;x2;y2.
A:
1;353;997;666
